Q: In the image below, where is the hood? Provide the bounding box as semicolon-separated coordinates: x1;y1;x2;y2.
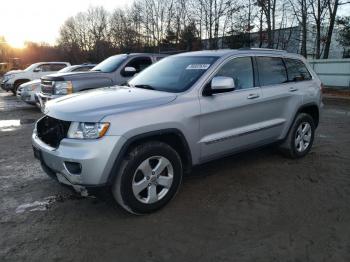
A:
5;70;23;76
42;71;109;81
45;86;177;122
21;79;41;87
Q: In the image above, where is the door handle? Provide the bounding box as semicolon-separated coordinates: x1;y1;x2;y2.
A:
289;87;298;92
247;93;260;99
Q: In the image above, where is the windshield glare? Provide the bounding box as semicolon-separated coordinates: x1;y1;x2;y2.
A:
24;63;39;72
129;56;218;93
92;55;127;73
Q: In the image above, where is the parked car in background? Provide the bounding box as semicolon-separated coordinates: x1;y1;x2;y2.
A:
37;53;166;109
16;64;96;106
1;62;70;94
16;79;40;105
56;64;96;73
32;49;322;214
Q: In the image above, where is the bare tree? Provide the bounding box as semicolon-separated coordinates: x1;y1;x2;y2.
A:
309;0;328;58
289;0;309;57
323;0;350;58
257;0;278;48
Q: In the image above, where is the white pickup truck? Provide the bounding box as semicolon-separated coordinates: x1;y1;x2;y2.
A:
1;62;70;94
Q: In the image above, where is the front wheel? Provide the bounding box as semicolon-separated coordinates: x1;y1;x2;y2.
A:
280;113;315;159
112;141;183;214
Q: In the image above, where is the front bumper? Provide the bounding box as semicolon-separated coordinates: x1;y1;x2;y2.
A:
32;132;126;190
1;80;13;91
20;90;36;105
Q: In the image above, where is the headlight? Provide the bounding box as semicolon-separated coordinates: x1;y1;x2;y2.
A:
54;81;73;95
24;84;39;91
67;122;110;139
4;74;14;81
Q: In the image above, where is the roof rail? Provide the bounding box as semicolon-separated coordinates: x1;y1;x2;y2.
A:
238;47;287;53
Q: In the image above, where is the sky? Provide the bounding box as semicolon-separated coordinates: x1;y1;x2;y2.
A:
0;0;349;48
0;0;130;48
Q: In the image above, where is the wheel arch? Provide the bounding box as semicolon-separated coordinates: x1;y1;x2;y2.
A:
296;103;319;128
14;79;30;88
283;102;320;141
107;128;193;185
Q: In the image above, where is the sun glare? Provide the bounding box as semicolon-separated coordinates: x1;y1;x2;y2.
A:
7;38;25;49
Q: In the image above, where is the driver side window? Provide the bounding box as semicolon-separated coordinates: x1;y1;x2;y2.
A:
215;57;254;90
125;57;152;73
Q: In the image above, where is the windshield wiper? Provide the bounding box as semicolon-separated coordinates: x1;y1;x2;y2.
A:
134;84;156;90
91;69;102;72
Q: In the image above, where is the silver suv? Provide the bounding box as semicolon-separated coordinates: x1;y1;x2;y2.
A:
32;49;322;214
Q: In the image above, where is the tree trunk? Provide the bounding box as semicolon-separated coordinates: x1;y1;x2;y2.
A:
301;0;308;57
323;0;339;59
315;0;321;59
259;9;263;48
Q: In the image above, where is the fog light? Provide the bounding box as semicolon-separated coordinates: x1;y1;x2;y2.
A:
64;161;82;175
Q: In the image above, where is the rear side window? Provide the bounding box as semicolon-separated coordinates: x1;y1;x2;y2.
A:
285;58;312;82
256;57;287;86
215;57;254;90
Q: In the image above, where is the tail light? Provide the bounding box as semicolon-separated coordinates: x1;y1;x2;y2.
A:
320;83;325;93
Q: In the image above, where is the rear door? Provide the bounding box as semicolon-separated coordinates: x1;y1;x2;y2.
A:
199;56;265;161
283;58;316;105
255;56;302;140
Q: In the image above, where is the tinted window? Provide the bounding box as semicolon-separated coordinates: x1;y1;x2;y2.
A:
285;58;312;82
50;64;67;71
215;57;254;90
36;64;52;72
256;57;287;86
92;55;128;73
125;57;152;73
129;56;218;93
72;66;93;72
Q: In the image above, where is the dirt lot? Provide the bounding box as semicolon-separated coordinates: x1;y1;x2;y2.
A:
0;90;349;262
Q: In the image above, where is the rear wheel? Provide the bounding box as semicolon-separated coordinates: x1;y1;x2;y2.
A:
280;113;315;158
112;141;183;214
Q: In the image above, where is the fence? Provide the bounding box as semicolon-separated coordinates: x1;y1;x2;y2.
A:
308;58;350;89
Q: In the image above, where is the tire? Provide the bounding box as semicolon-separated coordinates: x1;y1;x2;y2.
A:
13;81;27;95
280;113;315;159
112;141;183;214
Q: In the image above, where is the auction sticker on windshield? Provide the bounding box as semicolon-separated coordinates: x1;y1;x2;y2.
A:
186;64;211;70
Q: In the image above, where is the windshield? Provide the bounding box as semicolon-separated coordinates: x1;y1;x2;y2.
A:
24;63;39;72
91;54;127;73
129;56;218;93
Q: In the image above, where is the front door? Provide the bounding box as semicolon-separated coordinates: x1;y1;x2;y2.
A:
199;56;265;161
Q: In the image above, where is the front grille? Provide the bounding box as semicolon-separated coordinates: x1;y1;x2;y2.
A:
36;116;71;148
41;80;54;95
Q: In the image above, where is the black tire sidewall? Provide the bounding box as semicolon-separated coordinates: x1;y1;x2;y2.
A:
289;114;315;158
120;143;182;214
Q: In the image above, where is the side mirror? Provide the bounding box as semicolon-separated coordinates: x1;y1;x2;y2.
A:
33;68;42;73
205;76;235;96
122;66;137;77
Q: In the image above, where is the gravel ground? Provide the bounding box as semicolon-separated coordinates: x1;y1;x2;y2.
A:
0;90;349;262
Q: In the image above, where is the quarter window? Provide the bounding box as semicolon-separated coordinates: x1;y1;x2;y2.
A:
285;58;312;82
215;57;254;90
256;57;287;86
